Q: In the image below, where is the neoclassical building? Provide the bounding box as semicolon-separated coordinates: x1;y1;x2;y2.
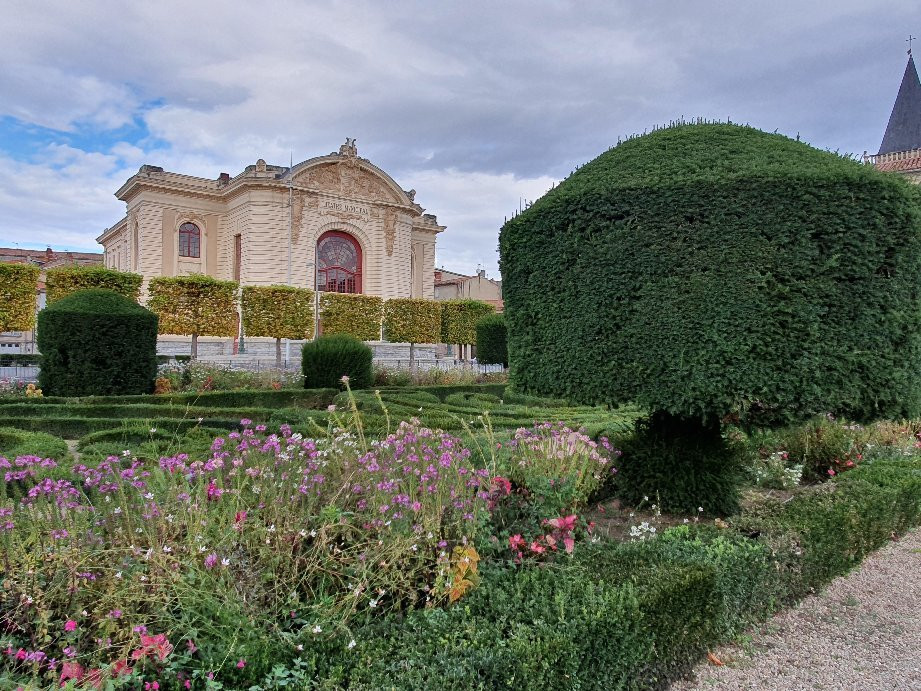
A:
98;139;444;300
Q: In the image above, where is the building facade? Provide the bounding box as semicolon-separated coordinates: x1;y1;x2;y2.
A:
864;51;921;182
98;139;444;300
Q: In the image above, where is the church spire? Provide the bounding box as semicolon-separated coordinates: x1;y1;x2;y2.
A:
879;51;921;155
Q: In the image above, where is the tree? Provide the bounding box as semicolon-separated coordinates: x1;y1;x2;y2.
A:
383;298;442;373
319;293;383;341
440;300;495;360
0;264;39;332
147;275;238;359
46;266;142;304
242;285;315;369
500;123;921;511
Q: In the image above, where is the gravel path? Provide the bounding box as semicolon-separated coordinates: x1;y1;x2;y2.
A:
672;527;921;691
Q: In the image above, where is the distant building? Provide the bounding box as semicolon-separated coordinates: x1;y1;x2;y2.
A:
0;246;103;353
434;267;503;312
864;50;921;183
98;139;443;301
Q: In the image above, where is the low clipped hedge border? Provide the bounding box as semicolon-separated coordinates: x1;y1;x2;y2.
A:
305;454;921;689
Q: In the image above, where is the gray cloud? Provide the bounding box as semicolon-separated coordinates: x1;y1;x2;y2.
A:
0;0;917;272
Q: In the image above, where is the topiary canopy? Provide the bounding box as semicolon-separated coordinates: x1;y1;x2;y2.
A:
37;289;158;396
499;123;921;424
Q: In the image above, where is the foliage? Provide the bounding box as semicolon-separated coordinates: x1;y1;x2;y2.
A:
0;416;489;687
440;299;495;345
45;265;142;304
0;427;68;463
500;123;921;425
319;292;383;341
492;422;619;525
749;450;803;490
775;415;868;482
373;365;509;388
383;298;442;344
241;284;315;340
616;412;745;516
302;334;373;390
158;360;305;394
0;264;39;332
476;313;508;366
147;274;238;337
37;289;158;397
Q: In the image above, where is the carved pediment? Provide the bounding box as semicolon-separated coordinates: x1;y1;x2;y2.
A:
294;162;402;204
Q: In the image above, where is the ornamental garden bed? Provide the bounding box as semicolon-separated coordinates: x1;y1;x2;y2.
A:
1;389;920;690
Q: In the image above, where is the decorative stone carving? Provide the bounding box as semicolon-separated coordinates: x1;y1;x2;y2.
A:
384;210;397;256
338;138;358;158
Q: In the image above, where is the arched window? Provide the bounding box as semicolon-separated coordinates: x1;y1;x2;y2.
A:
316;231;362;293
179;222;201;258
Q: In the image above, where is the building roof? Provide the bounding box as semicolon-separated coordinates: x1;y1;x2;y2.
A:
879;54;921;155
0;247;103;269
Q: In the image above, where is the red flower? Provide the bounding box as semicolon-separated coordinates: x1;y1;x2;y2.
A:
132;633;173;662
508;534;525;550
491;476;512;496
59;661;84;686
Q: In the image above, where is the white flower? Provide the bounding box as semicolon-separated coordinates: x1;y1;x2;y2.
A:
144;492;154;500
104;495;111;503
115;571;123;579
698;507;704;513
221;558;230;566
268;524;276;533
163;546;172;553
312;625;322;634
113;507;121;514
149;428;157;434
369;599;378;608
310;529;317;538
122;450;131;457
296;644;304;651
347;639;356;650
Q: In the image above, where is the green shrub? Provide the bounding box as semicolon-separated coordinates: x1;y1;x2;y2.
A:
45;265;142;304
500;123;921;426
776;415;867;482
302;334;373;389
616;412;744;515
443;391;503;409
0;426;69;461
147;274;238;359
37;289;158;397
476;313;508;366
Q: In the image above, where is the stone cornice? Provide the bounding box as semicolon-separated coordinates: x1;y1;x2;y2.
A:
96;215;127;245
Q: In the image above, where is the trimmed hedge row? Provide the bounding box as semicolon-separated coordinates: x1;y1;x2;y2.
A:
308;453;921;689
0;264;39;332
0;416;242;439
45;266;142;305
0;388;339;409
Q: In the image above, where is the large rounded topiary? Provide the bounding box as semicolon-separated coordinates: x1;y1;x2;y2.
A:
302;334;373;390
37;289;158;396
499;123;921;512
500;123;921;425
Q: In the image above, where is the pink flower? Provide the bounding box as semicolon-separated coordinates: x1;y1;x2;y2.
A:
828;469;836;476
237;658;246;669
186;639;197;654
204;553;218;569
508;534;525;550
529;540;546;554
491;476;512;496
64;620;77;632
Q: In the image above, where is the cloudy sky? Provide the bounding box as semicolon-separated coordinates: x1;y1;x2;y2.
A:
0;1;917;275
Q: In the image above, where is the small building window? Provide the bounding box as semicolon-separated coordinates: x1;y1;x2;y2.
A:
179;222;201;258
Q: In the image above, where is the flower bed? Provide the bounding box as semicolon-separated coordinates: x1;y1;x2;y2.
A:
2;407;920;689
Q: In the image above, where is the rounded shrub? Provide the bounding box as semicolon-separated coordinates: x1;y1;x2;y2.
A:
500;123;921;425
37;289;158;397
302;334;373;390
475;313;508;367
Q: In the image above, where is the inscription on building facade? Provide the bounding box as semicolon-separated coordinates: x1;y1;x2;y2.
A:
322;199;370;216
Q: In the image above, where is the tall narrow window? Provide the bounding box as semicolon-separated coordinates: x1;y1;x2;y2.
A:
179;222;201;258
316;231;362;293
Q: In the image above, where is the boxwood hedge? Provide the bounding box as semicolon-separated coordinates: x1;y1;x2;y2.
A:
37;289;158;397
499;123;921;425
